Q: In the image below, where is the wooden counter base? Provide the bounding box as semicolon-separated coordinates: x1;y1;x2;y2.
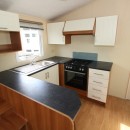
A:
0;83;74;130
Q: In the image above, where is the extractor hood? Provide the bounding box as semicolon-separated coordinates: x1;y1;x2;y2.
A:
63;18;96;44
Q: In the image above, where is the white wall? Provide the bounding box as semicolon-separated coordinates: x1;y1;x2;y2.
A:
0;14;56;71
53;0;130;98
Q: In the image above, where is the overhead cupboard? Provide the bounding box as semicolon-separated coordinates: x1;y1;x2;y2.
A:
47;15;118;46
0;10;22;52
47;22;65;45
95;15;118;46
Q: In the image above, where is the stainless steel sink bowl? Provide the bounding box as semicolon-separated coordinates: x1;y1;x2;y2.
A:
13;60;55;74
14;64;43;74
41;60;55;66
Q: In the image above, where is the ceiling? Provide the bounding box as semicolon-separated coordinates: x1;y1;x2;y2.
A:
0;0;92;20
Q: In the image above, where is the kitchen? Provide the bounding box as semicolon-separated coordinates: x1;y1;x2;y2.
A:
0;0;130;130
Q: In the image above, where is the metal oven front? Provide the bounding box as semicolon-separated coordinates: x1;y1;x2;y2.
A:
65;70;87;91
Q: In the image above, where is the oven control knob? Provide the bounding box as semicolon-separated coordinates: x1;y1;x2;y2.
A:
82;68;84;71
79;68;82;71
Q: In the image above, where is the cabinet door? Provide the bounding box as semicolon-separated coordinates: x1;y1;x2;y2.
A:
31;65;59;85
0;10;20;32
95;15;118;46
64;18;95;32
31;70;46;81
47;22;65;44
46;65;59;85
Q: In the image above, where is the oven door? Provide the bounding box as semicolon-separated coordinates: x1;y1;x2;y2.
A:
65;70;87;90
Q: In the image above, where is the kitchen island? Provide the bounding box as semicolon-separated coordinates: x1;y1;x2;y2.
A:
0;70;81;130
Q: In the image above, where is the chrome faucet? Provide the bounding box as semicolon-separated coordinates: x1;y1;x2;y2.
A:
30;56;39;65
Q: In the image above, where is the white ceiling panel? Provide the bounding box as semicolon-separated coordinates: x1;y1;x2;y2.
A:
0;0;92;20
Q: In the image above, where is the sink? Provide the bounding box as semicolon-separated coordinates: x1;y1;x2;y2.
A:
14;64;43;74
41;60;55;66
13;60;55;74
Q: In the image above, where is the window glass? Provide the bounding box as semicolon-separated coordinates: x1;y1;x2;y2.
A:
16;22;43;61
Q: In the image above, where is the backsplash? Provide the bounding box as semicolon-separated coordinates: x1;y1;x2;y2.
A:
73;52;98;61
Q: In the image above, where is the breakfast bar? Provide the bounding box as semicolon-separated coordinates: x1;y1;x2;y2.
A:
0;70;81;130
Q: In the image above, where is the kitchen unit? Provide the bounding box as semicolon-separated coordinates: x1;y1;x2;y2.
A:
0;10;22;52
0;10;20;31
95;15;118;46
63;18;95;34
47;15;118;45
0;55;113;130
43;56;112;103
47;22;66;44
31;64;59;85
87;61;112;103
88;68;110;103
11;56;113;103
0;70;81;130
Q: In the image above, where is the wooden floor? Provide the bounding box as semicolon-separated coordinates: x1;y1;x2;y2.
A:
74;96;130;130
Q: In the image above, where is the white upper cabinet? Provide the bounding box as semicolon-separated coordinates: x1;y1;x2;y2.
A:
47;22;65;44
0;10;20;32
64;18;95;32
95;15;118;46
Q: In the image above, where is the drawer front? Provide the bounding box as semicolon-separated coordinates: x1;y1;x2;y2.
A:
89;77;109;88
89;68;109;79
88;84;108;95
88;92;107;103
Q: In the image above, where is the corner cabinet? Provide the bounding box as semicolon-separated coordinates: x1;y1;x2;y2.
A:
47;22;67;45
31;65;59;85
0;10;22;52
88;68;110;103
95;15;118;46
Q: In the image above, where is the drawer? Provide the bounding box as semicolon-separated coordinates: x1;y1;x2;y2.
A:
88;84;108;95
89;68;110;79
88;92;107;103
89;77;109;88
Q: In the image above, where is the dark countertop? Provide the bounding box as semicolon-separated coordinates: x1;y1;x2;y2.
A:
0;70;81;119
45;56;72;63
46;56;113;71
88;61;113;71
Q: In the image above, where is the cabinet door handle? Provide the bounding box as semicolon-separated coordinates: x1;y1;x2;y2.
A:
94;73;103;76
92;88;102;92
92;95;101;99
93;80;102;84
0;27;8;29
47;72;49;78
45;73;47;79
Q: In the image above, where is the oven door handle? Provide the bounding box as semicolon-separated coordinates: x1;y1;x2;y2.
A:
65;70;86;75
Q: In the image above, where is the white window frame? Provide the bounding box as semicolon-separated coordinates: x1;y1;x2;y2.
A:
16;21;44;62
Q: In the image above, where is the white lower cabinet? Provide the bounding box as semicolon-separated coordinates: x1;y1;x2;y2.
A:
31;65;59;85
88;68;110;103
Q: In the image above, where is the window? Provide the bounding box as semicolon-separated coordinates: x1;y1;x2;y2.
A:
16;21;44;61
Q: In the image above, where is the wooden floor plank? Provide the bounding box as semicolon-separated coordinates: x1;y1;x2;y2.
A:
74;96;130;130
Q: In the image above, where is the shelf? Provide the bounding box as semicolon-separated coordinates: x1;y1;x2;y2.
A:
0;32;22;53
